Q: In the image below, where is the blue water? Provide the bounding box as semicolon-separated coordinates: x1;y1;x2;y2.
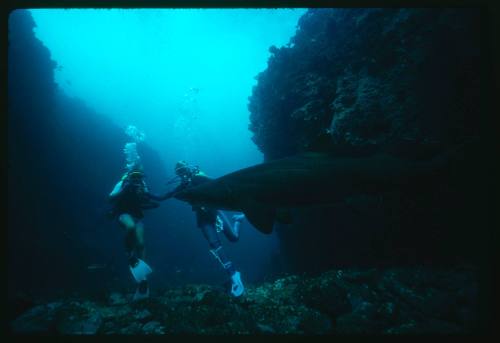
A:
30;9;306;173
22;8;307;292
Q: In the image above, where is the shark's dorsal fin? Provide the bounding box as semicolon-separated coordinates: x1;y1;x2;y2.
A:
243;203;276;234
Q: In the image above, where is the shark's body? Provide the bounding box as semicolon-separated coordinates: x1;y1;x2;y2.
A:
174;151;448;234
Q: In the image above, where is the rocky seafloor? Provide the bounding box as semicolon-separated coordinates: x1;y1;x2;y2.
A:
9;266;478;335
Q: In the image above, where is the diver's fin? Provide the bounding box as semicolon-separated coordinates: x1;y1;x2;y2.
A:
243;204;275;234
129;259;152;283
230;271;245;297
275;208;293;224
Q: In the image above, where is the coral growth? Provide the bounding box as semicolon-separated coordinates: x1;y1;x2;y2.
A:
248;9;480;159
247;9;484;270
9;267;477;334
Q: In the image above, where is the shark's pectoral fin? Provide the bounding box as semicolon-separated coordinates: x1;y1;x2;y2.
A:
243;204;276;234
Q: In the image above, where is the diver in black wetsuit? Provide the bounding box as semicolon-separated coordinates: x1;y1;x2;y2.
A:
108;165;170;301
163;160;245;297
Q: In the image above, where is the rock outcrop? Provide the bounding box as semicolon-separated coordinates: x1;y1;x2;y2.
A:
247;9;486;270
9;266;478;334
7;9;167;299
249;9;480;158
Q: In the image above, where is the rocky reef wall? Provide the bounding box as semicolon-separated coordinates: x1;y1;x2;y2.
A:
249;8;480;157
248;9;487;270
7;10;168;300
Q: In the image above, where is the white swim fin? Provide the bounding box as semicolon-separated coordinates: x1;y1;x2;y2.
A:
230;271;245;297
129;258;152;283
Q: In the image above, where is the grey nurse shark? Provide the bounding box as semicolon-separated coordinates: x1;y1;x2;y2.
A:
174;143;471;234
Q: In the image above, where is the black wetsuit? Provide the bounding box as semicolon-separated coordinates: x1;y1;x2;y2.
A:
109;180;164;220
170;172;237;276
170;173;218;228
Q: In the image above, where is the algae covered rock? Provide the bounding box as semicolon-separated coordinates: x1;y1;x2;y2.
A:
249;8;480;158
108;292;128;306
297;273;351;318
56;311;102;335
297;309;333;334
53;301;102;334
10;302;62;334
9;267;477;335
142;321;166;334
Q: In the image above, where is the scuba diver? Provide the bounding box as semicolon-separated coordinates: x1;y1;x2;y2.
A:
163;160;246;297
108;126;170;301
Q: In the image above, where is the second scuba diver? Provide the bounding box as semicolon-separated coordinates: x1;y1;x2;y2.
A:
108;128;172;301
163;160;246;297
108;164;172;301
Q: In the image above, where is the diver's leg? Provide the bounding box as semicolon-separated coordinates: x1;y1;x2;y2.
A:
229;213;246;242
118;213;137;262
119;213;136;230
200;224;235;276
200;223;244;297
118;214;150;300
218;211;240;242
134;221;149;300
135;221;145;260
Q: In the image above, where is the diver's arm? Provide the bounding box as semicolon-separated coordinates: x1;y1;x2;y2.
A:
109;180;124;199
146;183;186;201
147;192;172;201
109;173;130;199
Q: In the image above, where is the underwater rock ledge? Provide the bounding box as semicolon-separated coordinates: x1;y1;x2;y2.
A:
9;266;477;335
248;8;480;159
247;8;483;271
